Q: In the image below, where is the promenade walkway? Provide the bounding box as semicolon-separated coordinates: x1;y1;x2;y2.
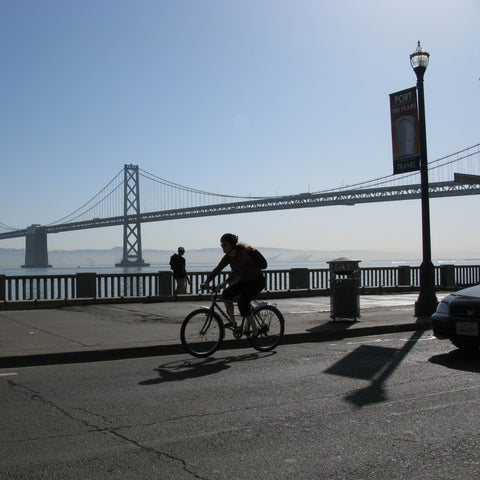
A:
0;293;440;368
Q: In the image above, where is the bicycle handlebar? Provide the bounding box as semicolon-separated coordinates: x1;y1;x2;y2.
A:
198;285;218;293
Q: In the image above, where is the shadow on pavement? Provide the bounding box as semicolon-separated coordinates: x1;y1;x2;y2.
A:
301;315;430;345
429;349;480;373
139;351;276;385
325;329;426;408
307;319;357;333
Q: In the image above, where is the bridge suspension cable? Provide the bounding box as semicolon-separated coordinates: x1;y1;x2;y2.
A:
0;222;20;232
139;169;265;199
46;169;125;226
317;143;480;193
427;143;480;180
138;168;267;214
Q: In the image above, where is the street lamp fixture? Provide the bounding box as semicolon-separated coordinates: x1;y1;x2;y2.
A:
410;41;430;71
410;41;438;317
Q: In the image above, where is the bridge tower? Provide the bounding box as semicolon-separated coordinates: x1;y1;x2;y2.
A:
115;164;149;267
22;225;51;268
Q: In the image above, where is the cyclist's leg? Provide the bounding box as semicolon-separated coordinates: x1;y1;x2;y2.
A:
245;313;258;335
224;301;235;325
223;282;242;326
237;276;266;335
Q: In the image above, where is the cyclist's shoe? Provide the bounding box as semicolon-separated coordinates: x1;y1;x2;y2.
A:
232;325;243;339
225;321;237;329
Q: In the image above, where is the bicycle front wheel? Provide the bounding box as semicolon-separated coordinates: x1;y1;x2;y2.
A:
181;308;224;358
248;304;285;352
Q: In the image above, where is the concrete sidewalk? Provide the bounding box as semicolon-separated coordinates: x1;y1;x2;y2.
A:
0;293;437;368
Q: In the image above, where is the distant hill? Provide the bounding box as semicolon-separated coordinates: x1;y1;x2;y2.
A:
0;246;422;268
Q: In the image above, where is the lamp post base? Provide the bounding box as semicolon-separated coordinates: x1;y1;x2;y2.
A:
414;296;438;318
414;260;438;317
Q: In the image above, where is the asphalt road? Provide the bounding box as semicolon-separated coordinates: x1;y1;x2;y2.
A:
1;332;479;479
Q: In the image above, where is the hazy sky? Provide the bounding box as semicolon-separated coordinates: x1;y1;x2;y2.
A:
1;0;479;260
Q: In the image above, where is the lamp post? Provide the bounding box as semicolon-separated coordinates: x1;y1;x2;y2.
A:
410;41;438;317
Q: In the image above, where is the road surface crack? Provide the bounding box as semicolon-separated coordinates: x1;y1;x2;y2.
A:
109;430;208;480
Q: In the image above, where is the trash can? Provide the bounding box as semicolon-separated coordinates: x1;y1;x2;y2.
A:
328;257;361;320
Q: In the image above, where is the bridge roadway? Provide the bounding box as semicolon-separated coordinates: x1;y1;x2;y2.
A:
1;180;480;239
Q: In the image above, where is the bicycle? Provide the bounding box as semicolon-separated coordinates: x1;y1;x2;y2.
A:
180;286;285;358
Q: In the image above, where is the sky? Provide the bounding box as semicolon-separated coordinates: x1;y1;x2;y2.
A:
1;0;479;261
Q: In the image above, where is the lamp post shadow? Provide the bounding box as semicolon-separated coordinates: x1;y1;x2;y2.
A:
325;329;426;407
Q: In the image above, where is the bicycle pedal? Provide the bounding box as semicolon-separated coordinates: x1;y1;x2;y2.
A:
233;327;243;339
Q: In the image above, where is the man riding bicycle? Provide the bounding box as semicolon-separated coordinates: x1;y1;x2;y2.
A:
200;233;265;337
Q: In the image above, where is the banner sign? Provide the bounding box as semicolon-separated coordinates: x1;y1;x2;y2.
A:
389;87;421;174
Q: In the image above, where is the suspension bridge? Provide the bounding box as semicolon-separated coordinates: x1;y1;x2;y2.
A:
1;144;479;267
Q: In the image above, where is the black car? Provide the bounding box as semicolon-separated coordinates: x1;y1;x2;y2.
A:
432;284;480;351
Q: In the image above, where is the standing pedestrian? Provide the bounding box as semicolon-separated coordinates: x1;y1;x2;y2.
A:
169;247;189;294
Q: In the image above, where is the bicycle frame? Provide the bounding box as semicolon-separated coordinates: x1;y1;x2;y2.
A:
181;287;285;357
203;291;249;335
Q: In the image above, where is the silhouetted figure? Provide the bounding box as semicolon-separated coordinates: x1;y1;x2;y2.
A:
201;233;265;336
170;247;189;294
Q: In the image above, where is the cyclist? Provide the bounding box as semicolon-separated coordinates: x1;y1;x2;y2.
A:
200;233;265;336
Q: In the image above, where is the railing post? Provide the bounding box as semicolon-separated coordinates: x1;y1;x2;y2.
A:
398;266;411;286
440;264;455;289
289;268;310;290
76;273;97;298
0;274;5;300
157;271;173;296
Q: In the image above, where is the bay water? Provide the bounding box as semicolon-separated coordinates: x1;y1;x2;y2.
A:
2;259;479;277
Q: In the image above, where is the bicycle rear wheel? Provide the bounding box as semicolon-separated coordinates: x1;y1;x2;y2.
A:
248;304;285;352
181;308;224;357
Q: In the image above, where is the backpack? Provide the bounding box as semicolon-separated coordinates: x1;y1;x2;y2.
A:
248;247;268;269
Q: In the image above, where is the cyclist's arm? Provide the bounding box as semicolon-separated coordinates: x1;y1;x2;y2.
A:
203;255;229;285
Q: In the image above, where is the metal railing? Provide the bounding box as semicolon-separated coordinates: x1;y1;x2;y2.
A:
96;272;158;298
2;274;77;302
1;264;479;305
456;265;480;286
360;267;400;288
